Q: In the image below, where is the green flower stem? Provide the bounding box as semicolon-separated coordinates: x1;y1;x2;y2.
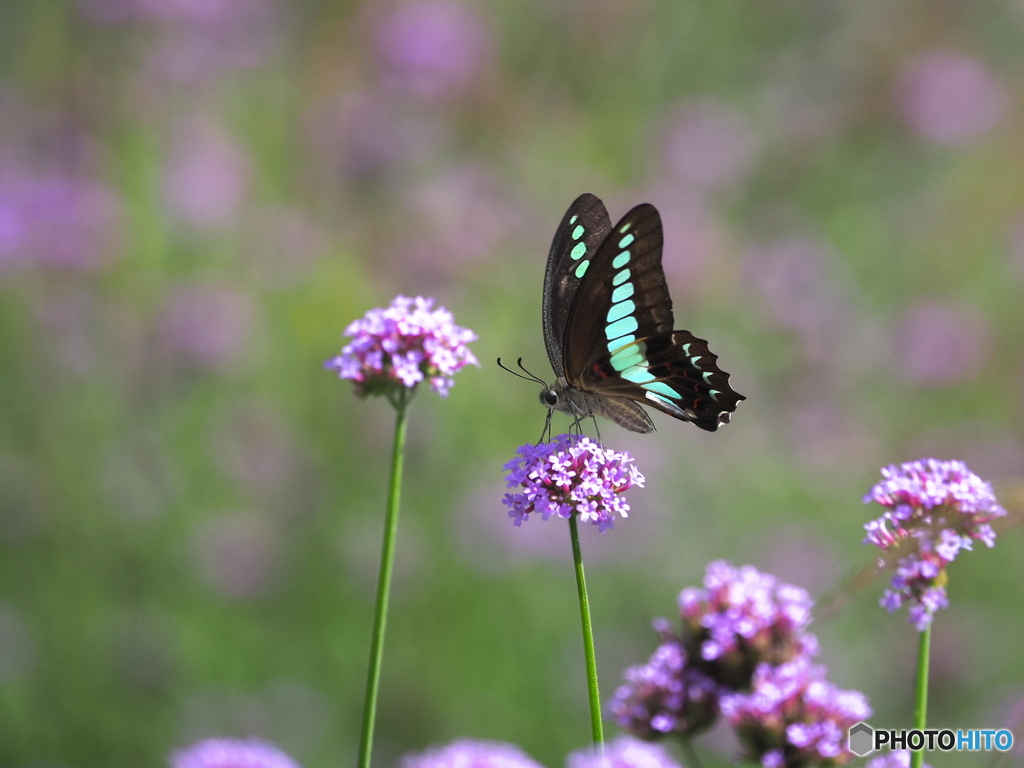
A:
911;624;931;768
357;391;410;768
568;514;604;747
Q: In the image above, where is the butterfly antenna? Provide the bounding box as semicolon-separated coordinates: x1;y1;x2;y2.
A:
516;358;547;385
497;357;543;384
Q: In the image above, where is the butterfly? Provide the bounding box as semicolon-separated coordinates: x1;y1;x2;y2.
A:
538;193;744;434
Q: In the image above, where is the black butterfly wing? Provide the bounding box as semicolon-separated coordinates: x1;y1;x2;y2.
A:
563;203;745;432
542;194;612;379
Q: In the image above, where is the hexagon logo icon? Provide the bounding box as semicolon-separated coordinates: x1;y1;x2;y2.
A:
849;722;874;756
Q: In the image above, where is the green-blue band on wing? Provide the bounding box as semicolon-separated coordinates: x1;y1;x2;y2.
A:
605;315;638;341
611;282;634;303
606;299;635;324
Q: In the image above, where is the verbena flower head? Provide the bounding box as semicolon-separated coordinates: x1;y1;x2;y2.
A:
611;561;822;742
866;751;931;768
169;738;301;768
400;739;545;768
502;435;645;532
675;560;818;689
720;657;872;768
566;734;684;768
325;295;478;399
863;458;1006;629
610;640;719;739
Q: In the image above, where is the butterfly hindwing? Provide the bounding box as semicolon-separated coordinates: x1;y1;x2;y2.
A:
588;331;744;431
542;194;612;380
556;200;744;432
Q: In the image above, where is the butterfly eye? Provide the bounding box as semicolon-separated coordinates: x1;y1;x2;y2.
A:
540;390;559;408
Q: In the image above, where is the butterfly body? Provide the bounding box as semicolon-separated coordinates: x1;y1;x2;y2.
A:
540;193;744;434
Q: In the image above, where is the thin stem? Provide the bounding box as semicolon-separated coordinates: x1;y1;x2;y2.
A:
569;514;604;747
680;739;704;768
357;392;410;768
910;624;931;768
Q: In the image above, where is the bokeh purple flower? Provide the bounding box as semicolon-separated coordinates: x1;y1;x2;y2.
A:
662;99;758;195
162;119;251;230
720;656;872;768
169;737;301;768
864;458;1006;629
897;51;1007;147
502;435;645;532
325;295;478;399
160;283;258;370
610;640;719;738
0;173;121;274
566;735;683;768
676;560;817;688
375;0;490;101
612;561;827;742
400;739;544;768
865;750;931;768
893;302;991;388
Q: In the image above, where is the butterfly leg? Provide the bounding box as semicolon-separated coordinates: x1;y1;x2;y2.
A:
590;414;602;445
537;409;554;445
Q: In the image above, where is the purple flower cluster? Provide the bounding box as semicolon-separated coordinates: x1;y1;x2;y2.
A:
325;295;478;398
612;562;871;766
169;738;301;768
610;640;719;738
720;657;871;768
399;739;544;768
678;561;817;686
566;735;683;768
863;459;1006;629
502;435;645;532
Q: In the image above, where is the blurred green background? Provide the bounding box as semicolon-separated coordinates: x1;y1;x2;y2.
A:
1;0;1023;766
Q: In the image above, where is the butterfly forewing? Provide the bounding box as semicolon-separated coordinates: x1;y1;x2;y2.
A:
542;194;612;379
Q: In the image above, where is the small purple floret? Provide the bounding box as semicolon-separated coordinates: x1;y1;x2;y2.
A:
863;458;1005;629
325;295;478;398
502;435;645;532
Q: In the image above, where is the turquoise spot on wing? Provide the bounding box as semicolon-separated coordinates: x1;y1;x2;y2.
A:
619;233;635;249
610;347;644;371
645;381;680;399
569;215;578;225
607;299;635;324
612;252;630;269
708;389;720;401
682;343;693;355
572;224;585;240
702;371;713;383
612;269;630;287
621;366;656;384
608;334;636;351
620;222;632;233
690;356;703;366
574;260;589;278
611;283;634;303
605;315;639;341
570;242;587;260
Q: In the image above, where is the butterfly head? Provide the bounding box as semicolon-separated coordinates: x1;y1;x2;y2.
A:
539;386;560;410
